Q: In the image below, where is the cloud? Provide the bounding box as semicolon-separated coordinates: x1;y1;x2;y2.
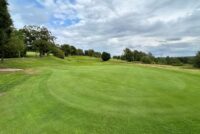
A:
8;0;200;56
148;43;200;57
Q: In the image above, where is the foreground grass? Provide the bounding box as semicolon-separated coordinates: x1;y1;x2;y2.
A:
0;56;200;134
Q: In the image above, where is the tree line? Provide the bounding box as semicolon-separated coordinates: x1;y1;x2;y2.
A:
61;44;110;61
113;48;155;64
2;25;111;61
113;48;200;68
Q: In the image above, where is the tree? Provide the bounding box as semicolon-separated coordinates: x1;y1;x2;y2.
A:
171;58;183;66
166;56;172;65
0;0;13;62
84;50;89;56
21;25;59;57
20;25;55;52
87;49;95;57
61;44;71;56
113;56;121;60
5;29;25;58
70;46;77;55
94;52;101;58
123;48;134;62
33;39;50;57
84;49;102;57
155;57;167;64
194;51;200;68
133;50;140;61
76;49;84;55
20;25;39;51
101;52;111;61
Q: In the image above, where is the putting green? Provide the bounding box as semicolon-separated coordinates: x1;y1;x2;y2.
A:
0;56;200;134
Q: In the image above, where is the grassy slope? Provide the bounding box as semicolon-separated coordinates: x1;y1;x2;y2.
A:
0;55;200;134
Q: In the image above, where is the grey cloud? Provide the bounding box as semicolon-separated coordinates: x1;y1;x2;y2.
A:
148;43;200;57
166;38;182;41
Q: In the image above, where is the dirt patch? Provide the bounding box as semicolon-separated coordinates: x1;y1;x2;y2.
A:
0;68;23;72
0;92;6;97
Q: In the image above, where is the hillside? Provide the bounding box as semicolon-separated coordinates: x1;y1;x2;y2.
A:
0;55;200;134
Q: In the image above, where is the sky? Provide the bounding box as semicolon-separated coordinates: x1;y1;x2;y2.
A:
8;0;200;57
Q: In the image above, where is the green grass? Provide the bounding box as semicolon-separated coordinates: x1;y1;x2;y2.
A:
0;55;200;134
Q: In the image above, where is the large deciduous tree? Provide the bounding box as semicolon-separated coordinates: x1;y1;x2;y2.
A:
33;39;50;57
0;0;13;62
20;25;55;53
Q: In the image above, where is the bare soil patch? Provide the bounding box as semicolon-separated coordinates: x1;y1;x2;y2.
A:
0;92;6;97
0;68;23;72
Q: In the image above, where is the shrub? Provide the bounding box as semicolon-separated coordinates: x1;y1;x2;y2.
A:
141;56;152;64
52;47;65;59
101;52;111;61
171;58;183;66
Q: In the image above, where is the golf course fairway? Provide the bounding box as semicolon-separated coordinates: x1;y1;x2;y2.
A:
0;56;200;134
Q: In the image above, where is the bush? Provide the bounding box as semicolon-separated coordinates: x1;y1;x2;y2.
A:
171;58;183;66
141;56;152;64
101;52;111;61
52;47;65;59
